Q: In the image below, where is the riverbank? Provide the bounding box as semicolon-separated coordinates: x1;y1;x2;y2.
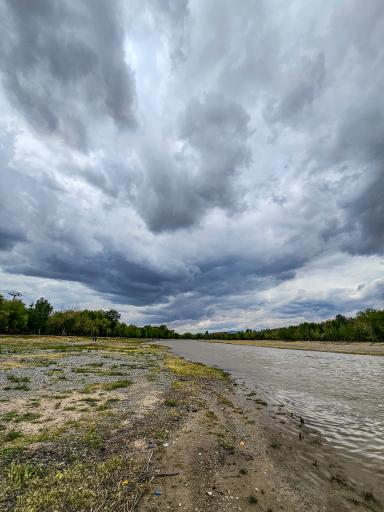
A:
205;338;384;356
0;336;381;511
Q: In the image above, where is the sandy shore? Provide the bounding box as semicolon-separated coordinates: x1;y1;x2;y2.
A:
205;338;384;356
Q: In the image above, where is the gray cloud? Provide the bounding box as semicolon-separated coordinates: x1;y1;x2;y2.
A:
0;227;25;251
0;0;136;149
136;94;251;231
0;0;383;330
264;53;326;126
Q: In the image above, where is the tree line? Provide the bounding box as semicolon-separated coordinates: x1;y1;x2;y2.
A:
0;293;383;341
189;310;384;342
0;294;178;338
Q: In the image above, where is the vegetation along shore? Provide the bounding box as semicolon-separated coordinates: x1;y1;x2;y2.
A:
1;294;384;343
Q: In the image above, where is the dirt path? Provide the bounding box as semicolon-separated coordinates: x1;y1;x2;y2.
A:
140;382;380;512
141;386;304;511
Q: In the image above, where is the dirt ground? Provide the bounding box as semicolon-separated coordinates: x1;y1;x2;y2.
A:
0;336;381;512
140;382;382;512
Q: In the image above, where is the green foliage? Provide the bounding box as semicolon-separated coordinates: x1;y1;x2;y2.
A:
164;398;177;407
0;293;179;338
1;291;383;342
192;308;384;342
102;379;132;391
2;411;40;423
6;375;30;384
4;430;23;442
0;297;28;334
28;298;53;334
10;456;129;512
7;462;43;487
165;356;229;380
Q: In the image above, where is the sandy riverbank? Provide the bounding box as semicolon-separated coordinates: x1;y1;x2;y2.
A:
204;338;384;356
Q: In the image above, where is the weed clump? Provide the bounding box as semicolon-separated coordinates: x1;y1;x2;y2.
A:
7;462;43;487
4;430;23;442
2;411;40;423
4;384;30;391
102;379;132;391
248;494;258;504
164;398;177;407
6;374;30;383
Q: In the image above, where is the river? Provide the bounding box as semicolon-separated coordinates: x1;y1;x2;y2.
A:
159;339;384;482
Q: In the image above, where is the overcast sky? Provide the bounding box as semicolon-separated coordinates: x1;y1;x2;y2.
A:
0;0;383;332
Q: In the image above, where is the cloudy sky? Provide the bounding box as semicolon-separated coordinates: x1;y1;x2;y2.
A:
0;0;383;332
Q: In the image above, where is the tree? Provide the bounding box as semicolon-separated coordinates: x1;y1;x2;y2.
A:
28;298;53;334
6;299;28;333
106;309;121;329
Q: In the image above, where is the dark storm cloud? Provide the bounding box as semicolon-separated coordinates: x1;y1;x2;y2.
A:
3;221;299;310
8;251;179;307
138;94;251;232
0;0;384;329
0;227;25;251
0;0;136;148
330;102;384;255
342;168;384;255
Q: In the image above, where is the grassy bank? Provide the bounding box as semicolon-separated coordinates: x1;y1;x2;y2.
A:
204;338;384;356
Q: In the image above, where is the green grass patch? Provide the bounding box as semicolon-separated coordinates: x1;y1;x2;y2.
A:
4;384;30;391
79;384;99;394
165;356;228;380
7;461;44;487
9;455;132;512
2;411;41;423
102;379;132;391
171;380;186;390
4;430;23;442
164;398;177;407
6;374;30;383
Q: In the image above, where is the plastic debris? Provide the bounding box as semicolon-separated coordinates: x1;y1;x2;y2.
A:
154;490;161;496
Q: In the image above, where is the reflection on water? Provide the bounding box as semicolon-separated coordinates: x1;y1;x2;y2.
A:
160;340;384;478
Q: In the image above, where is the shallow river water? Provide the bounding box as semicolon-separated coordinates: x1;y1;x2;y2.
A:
160;339;384;481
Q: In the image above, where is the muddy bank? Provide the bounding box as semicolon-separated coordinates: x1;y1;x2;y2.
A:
140;380;382;512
